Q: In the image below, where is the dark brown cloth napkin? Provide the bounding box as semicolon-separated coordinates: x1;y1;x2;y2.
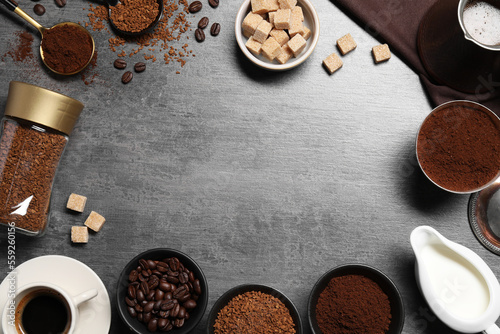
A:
333;0;500;115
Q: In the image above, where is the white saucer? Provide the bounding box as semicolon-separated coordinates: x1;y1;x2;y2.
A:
0;255;111;334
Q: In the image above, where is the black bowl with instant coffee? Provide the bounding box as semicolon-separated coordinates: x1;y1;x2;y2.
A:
206;284;303;334
116;248;208;334
308;264;404;334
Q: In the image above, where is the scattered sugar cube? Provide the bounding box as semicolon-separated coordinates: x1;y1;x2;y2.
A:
274;9;291;30
372;44;391;63
261;37;282;60
288;33;307;56
268;11;276;26
251;0;268;14
242;12;264;35
268;0;279;11
270;28;289;46
71;226;89;243
67;193;87;213
291;6;303;21
288;14;304;37
301;26;311;40
253;20;273;43
279;0;296;9
323;52;343;74
84;211;106;232
276;43;294;64
246;36;263;55
337;33;357;55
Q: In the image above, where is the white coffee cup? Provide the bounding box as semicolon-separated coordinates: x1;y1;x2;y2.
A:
1;282;98;334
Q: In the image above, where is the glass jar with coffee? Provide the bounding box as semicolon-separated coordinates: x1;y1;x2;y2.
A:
0;81;83;236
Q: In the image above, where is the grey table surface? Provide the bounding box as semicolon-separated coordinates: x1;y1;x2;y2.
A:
0;0;497;333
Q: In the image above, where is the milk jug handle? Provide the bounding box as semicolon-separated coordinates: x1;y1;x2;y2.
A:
484;324;500;334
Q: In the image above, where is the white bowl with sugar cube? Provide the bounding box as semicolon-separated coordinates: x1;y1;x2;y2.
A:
235;0;319;71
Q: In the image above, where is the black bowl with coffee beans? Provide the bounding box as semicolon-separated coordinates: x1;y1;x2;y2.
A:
116;248;208;333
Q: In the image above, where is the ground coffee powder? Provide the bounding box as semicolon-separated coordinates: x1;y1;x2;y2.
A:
315;275;391;334
110;0;160;33
0;119;67;234
41;24;93;74
417;102;500;192
213;290;296;333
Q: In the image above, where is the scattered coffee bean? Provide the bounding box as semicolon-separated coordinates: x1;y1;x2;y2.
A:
210;22;221;36
188;0;202;13
114;59;127;69
134;62;146;73
55;0;66;7
195;28;205;42
33;4;45;15
208;0;219;7
198;16;209;29
122;71;133;84
124;257;202;332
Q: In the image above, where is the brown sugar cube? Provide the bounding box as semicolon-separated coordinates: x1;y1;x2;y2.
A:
71;226;89;243
251;0;268;14
274;9;291;30
291;5;303;21
261;37;282;60
276;43;294;64
288;33;307;56
372;43;391;63
267;0;279;11
242;12;264;35
243;29;253;38
268;11;276;26
288;14;304;37
301;25;311;40
323;52;343;74
253;20;273;43
270;28;289;46
66;193;87;212
84;211;106;232
246;36;263;55
278;0;296;9
337;33;357;55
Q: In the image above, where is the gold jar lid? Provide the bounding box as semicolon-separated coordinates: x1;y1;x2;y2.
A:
4;81;84;135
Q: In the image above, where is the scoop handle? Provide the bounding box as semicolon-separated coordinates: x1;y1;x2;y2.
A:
484;324;500;334
0;0;18;11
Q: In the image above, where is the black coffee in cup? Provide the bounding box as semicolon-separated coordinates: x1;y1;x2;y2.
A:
15;288;71;334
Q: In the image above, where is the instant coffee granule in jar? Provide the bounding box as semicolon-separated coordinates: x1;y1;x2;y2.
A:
213;290;296;333
0;82;84;236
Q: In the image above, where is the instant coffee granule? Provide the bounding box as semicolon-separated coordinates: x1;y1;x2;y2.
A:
83;0;194;70
315;275;391;334
110;0;159;33
213;290;296;333
0;120;67;233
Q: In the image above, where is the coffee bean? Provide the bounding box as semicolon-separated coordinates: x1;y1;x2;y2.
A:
144;301;155;313
127;285;136;299
179;272;189;284
159;310;170;318
193;279;202;295
146;290;155;301
178;306;187;319
168;258;180;271
122;71;133;84
139;259;149;270
158;318;169;330
198;16;209;29
55;0;66;7
171;303;180;318
208;0;219;7
173;318;185;328
159;281;171;292
188;271;195;283
128;306;137;318
143;312;152;324
188;0;202;13
210;22;221;36
33;4;45;15
173;286;187;299
137;312;143;322
166;275;180;284
195;28;205;42
134;62;146;73
183;299;197;309
164;292;173;300
161;300;175;311
140;281;149;295
155;289;164;301
136;289;145;302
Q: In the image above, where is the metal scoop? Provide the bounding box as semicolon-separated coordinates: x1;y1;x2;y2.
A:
105;0;163;36
0;0;95;75
411;226;500;333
